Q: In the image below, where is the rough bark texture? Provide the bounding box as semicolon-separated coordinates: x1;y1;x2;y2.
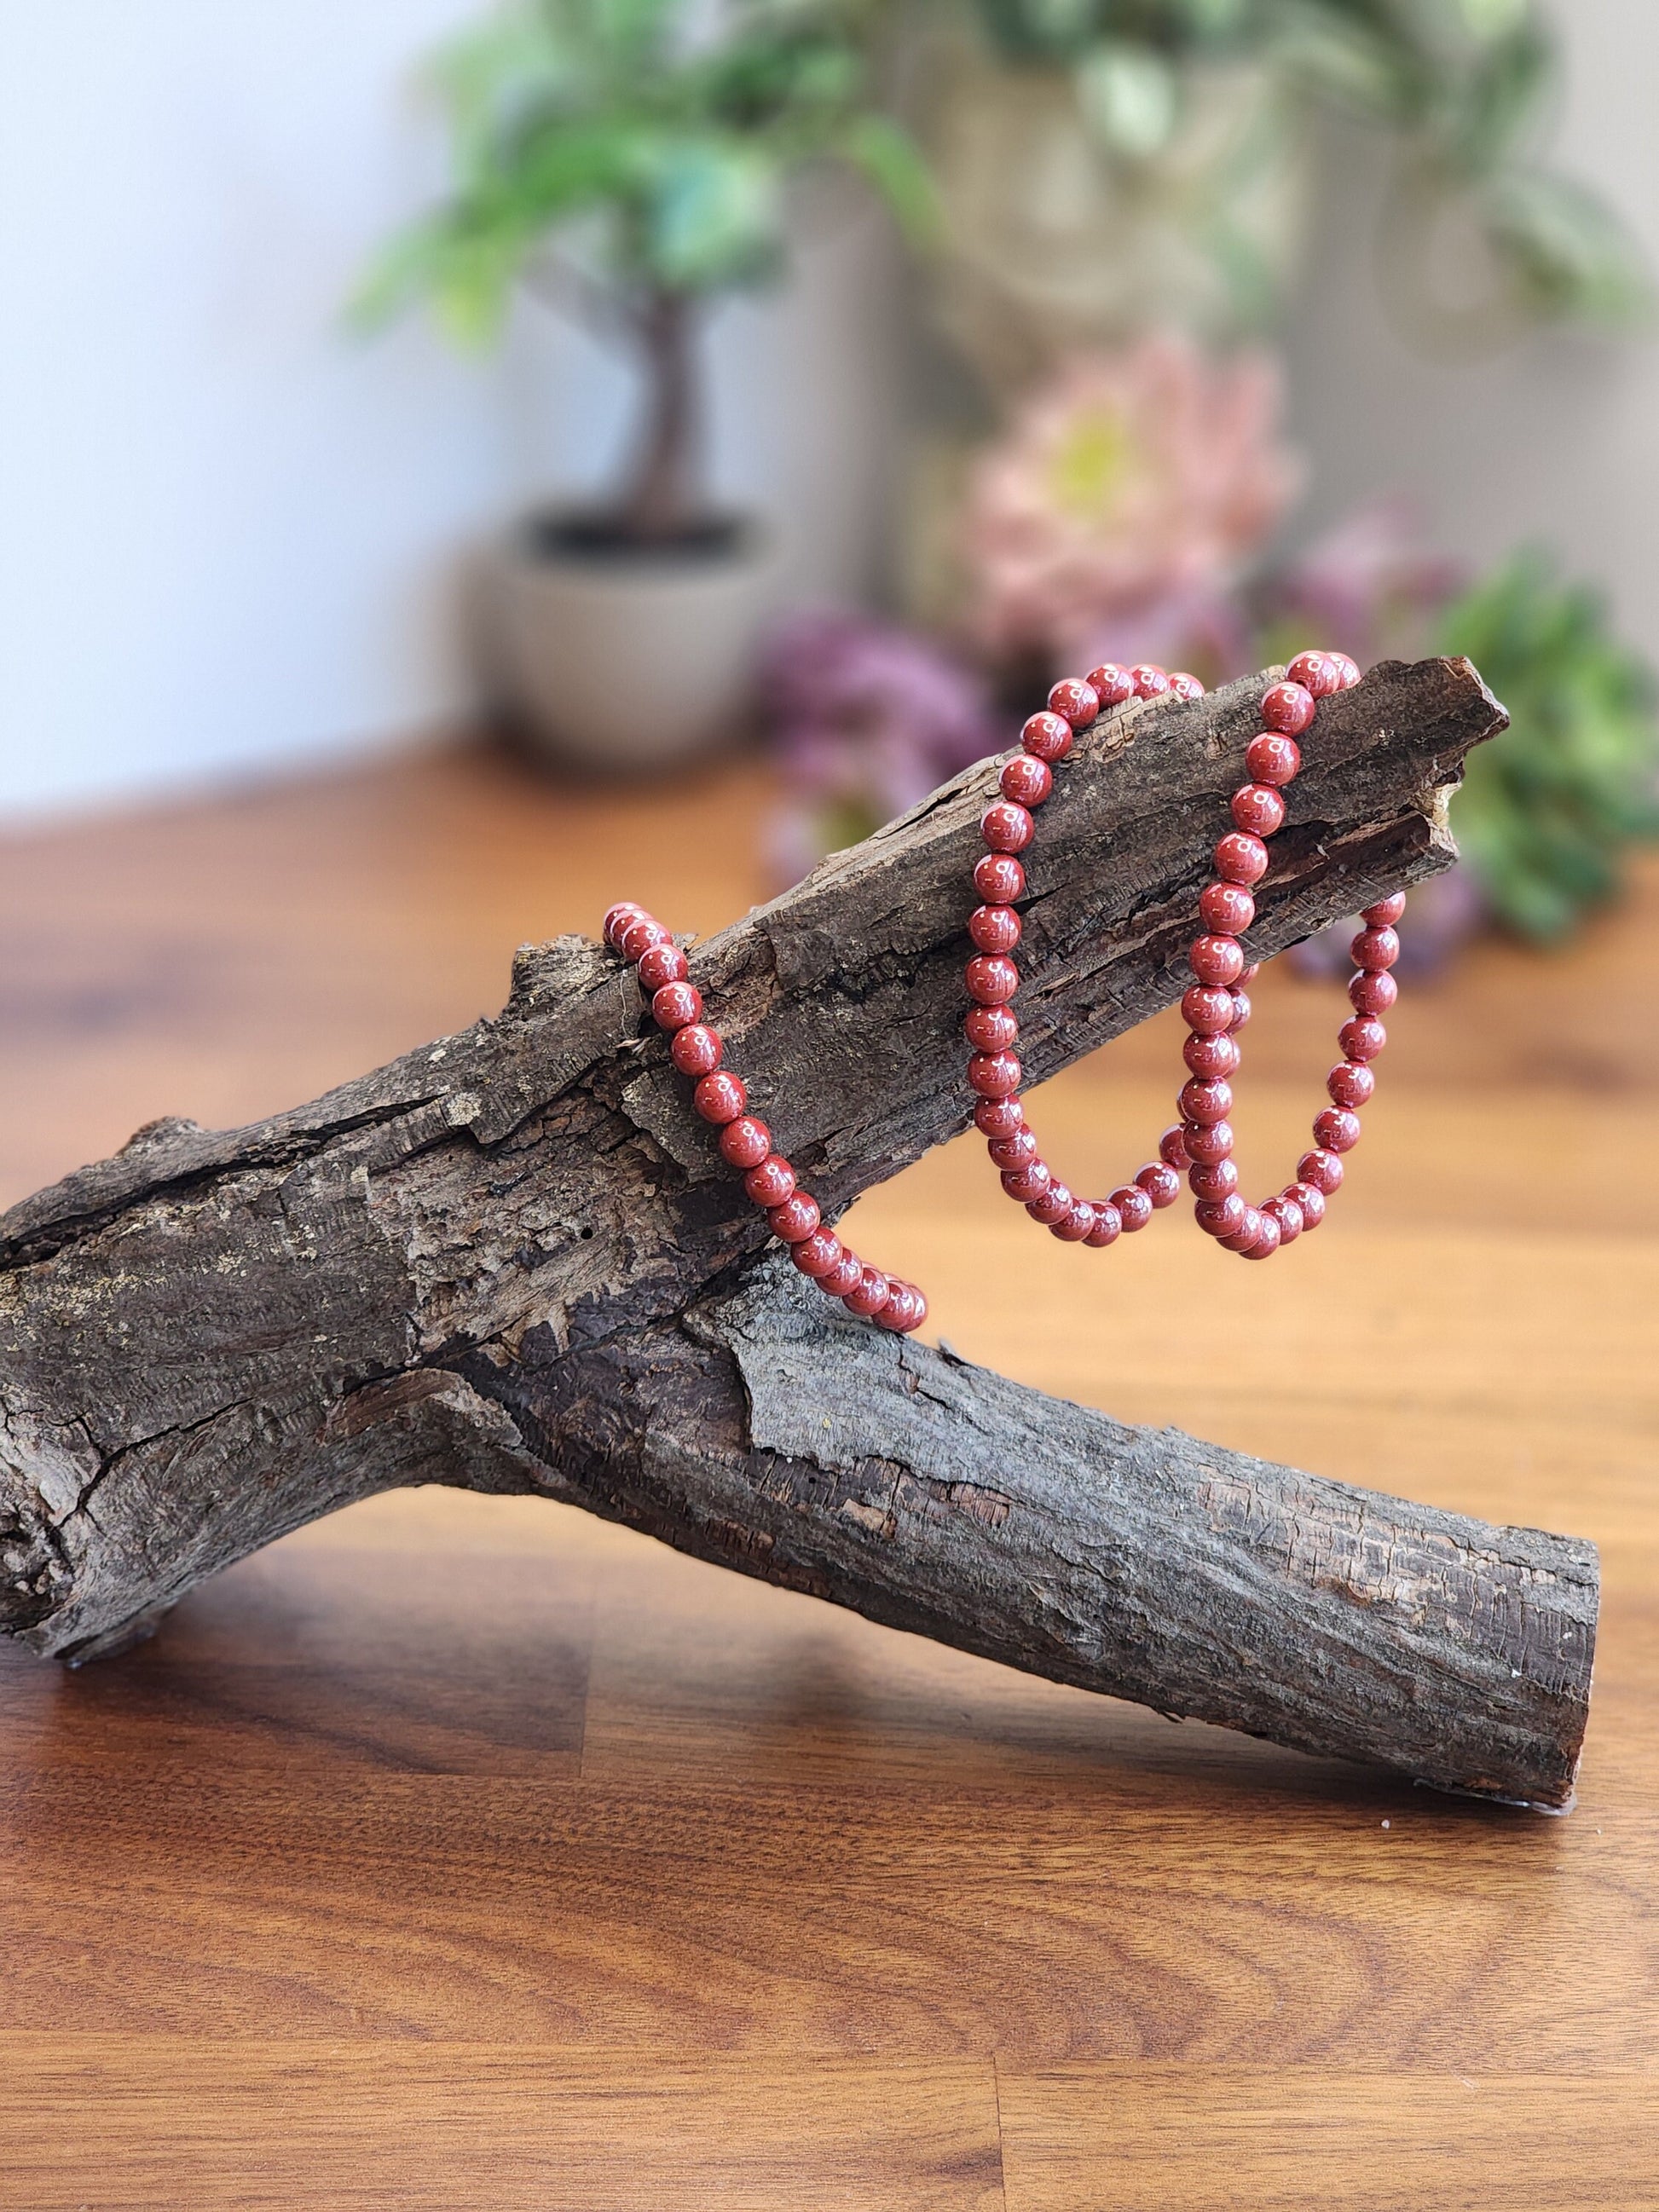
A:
0;658;1598;1809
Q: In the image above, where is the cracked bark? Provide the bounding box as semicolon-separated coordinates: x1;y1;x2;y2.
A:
0;659;1598;1809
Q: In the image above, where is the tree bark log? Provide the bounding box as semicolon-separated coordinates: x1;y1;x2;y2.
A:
0;659;1598;1809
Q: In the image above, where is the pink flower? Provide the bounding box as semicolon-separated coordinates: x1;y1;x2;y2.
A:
964;337;1300;669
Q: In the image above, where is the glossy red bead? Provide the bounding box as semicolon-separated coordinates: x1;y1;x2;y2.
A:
1020;711;1073;764
1350;969;1397;1016
1298;1147;1344;1195
1184;1119;1234;1165
1049;677;1100;727
1130;664;1170;698
1287;649;1341;697
604;901;648;949
974;852;1026;904
768;1192;821;1244
1027;1181;1073;1226
1331;652;1361;688
1136;1161;1182;1209
1200;881;1255;934
821;1249;865;1298
981;801;1033;854
1261;681;1315;736
621;915;673;962
1188;1158;1239;1204
743;1153;796;1207
1286;1179;1326;1229
1262;1193;1304;1245
1219;1206;1264;1254
965;954;1020;1006
1050;1200;1095;1243
1230;783;1286;838
1002;1162;1051;1204
669;1024;723;1077
968;1050;1022;1099
1111;1184;1153;1233
879;1282;928;1333
1362;892;1407;927
1240;1211;1282;1260
1159;1124;1192;1170
964;1004;1018;1053
974;1095;1025;1139
636;941;688;990
1215;831;1269;886
1169;672;1205;701
718;1115;772;1170
843;1266;891;1318
792;1229;842;1279
1189;933;1245;987
693;1070;747;1124
969;904;1022;954
1339;1015;1387;1062
1183;1030;1240;1080
1084;1203;1123;1247
1327;1060;1374;1110
1195;1192;1247;1238
1246;732;1300;787
988;1127;1039;1171
651;980;702;1031
1182;985;1235;1035
1085;663;1134;707
1180;1077;1233;1126
1227;988;1252;1031
1000;754;1052;807
1351;924;1400;971
1314;1106;1361;1154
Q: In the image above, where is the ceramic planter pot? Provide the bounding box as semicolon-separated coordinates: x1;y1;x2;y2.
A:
489;510;779;776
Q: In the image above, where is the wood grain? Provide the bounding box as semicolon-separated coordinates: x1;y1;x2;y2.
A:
0;739;1652;2203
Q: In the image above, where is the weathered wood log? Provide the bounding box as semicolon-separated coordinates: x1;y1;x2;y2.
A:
0;659;1598;1808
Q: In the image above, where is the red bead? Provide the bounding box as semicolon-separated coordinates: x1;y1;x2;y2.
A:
1169;672;1205;701
1220;1205;1264;1254
1246;732;1301;787
843;1266;891;1318
1180;1077;1232;1126
974;1096;1025;1139
1287;650;1341;697
1230;784;1286;838
1363;892;1407;927
1189;933;1245;988
718;1115;772;1170
821;1249;865;1298
1130;664;1170;698
1200;881;1255;934
1182;985;1235;1035
968;1050;1022;1099
1215;831;1269;886
1237;963;1260;985
1027;1182;1073;1226
744;1154;796;1207
693;1070;746;1124
988;1127;1038;1171
768;1192;821;1244
1049;677;1100;727
1110;1184;1153;1233
1184;1119;1234;1165
1084;1203;1123;1247
1020;711;1073;763
670;1024;723;1077
981;801;1034;854
1228;988;1252;1031
636;941;688;992
1188;1158;1239;1204
1298;1147;1344;1195
974;852;1026;904
965;954;1020;1006
1159;1124;1192;1170
1351;925;1400;972
621;916;673;962
1001;754;1052;807
604;900;648;949
1136;1161;1182;1209
1240;1211;1282;1261
878;1282;928;1333
1314;1106;1361;1154
1339;1015;1387;1062
1262;1193;1304;1245
1327;1060;1374;1110
1350;969;1397;1016
964;1003;1018;1052
1331;652;1361;688
1050;1200;1095;1243
651;980;702;1031
1084;663;1134;707
1184;1030;1240;1080
1001;1162;1051;1204
1195;1193;1247;1238
792;1229;842;1279
1260;681;1315;736
1286;1180;1326;1229
969;904;1022;954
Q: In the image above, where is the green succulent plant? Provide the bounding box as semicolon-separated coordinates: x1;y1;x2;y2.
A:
1440;552;1659;940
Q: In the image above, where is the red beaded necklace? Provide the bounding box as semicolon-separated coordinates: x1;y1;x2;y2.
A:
604;647;1402;1331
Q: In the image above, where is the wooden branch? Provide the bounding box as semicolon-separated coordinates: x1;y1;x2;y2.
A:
0;658;1598;1809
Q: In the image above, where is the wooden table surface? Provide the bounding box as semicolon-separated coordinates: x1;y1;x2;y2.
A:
1;742;1654;2208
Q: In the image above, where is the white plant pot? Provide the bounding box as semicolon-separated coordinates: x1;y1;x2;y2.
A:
489;515;780;775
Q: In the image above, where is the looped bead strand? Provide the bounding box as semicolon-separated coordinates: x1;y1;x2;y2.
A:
602;903;927;1333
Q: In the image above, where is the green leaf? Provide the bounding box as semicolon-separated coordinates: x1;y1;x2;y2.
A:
1483;168;1653;322
835;113;939;246
1076;43;1179;160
